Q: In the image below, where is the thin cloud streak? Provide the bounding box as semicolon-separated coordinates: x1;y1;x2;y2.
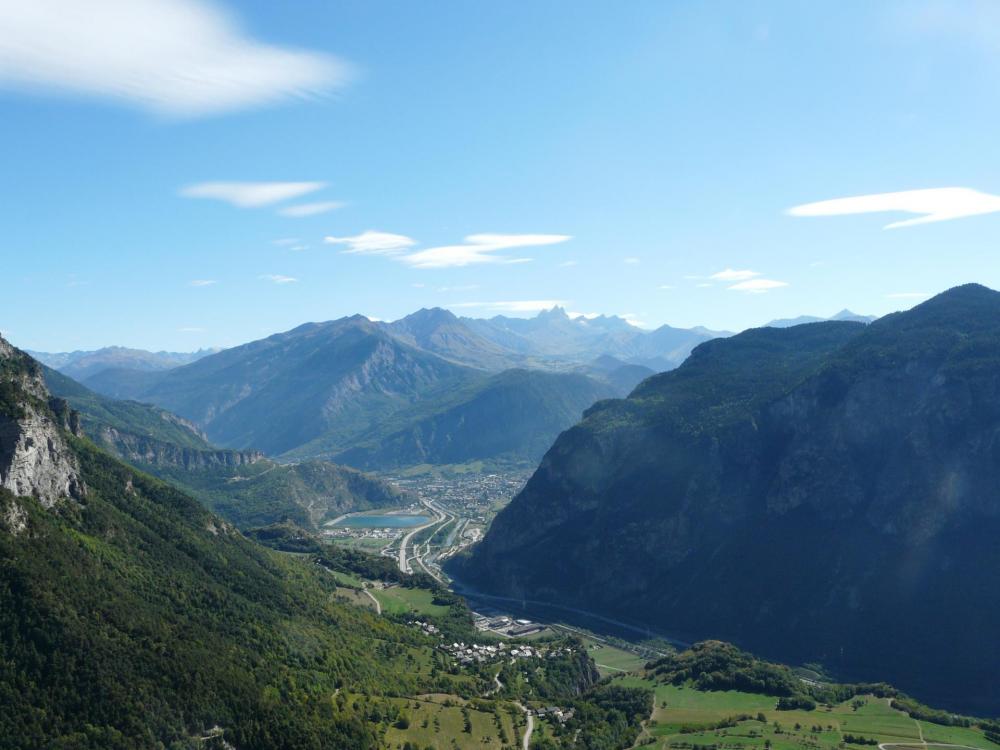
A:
728;279;789;293
181;181;325;208
711;268;760;282
259;274;298;284
329;231;571;268
324;230;417;255
402;234;571;269
788;187;1000;229
278;200;345;217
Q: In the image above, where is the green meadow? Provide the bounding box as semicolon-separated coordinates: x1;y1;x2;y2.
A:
612;678;1000;750
373;585;453;617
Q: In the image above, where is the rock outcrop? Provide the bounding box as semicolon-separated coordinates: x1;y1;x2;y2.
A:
93;427;263;469
0;336;84;508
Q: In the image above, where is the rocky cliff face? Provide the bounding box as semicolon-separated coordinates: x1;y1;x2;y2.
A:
457;285;1000;715
93;427;264;469
0;336;84;510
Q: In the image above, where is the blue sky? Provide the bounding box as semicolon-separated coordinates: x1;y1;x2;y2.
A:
3;0;1000;351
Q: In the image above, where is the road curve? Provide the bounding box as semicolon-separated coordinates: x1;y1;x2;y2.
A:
398;500;445;573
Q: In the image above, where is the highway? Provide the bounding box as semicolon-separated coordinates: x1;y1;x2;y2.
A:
397;498;447;573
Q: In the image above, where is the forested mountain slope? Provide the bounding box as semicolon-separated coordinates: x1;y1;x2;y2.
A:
0;335;423;748
126;316;482;456
457;284;1000;715
41;365;404;530
330;368;618;470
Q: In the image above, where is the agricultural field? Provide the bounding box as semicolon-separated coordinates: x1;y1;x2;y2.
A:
330;535;393;553
372;584;453;617
381;694;525;749
584;640;649;677
611;678;1000;750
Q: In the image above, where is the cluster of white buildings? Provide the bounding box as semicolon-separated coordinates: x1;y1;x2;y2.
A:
533;706;575;723
440;640;541;665
410;619;440;636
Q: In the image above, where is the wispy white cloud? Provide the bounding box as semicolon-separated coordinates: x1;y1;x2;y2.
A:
710;268;761;282
449;300;567;313
402;234;571;269
886;291;929;300
259;274;298;284
181;181;325;208
788;187;1000;229
278;200;345;218
624;257;640;264
728;278;788;293
188;279;217;287
0;0;351;117
329;231;570;268
272;238;300;246
324;230;417;255
559;260;578;267
659;284;675;290
178;326;205;333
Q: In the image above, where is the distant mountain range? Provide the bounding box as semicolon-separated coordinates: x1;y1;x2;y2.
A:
36;306;723;385
455;284;1000;715
460;306;729;371
36;307;695;469
30;306;877;473
765;308;876;328
28;345;218;381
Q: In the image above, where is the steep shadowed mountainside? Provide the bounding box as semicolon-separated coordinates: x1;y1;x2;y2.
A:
127;315;483;455
457;284;1000;715
331;368;618;470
